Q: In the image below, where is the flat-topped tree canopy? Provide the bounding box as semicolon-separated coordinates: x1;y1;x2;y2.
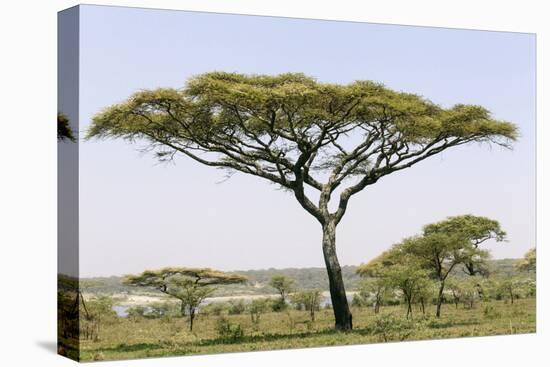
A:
88;72;517;225
123;267;248;289
423;215;506;247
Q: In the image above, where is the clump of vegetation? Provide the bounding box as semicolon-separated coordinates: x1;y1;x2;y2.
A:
200;302;227;317
515;248;536;273
483;304;501;319
227;299;246;315
80;296;117;342
269;275;295;311
249;298;271;330
126;305;147;321
290;290;322;322
215;317;244;341
371;314;424;342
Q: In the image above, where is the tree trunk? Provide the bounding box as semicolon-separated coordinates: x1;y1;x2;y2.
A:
189;307;195;331
322;221;353;331
405;293;412;319
436;282;445;318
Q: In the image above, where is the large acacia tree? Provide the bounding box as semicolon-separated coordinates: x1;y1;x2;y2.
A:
88;72;517;330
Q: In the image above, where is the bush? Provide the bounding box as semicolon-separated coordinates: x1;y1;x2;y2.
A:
126;305;147;321
215;317;244;341
271;298;288;312
249;298;271;329
351;293;367;308
227;300;246;315
201;302;226;317
371;314;422;342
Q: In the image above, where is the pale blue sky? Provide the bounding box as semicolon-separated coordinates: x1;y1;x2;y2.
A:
77;5;535;277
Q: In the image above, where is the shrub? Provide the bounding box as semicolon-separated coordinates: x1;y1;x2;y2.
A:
271;298;288;312
126;305;146;321
215;317;244;341
351;293;367;308
249;298;271;329
200;302;226;317
371;314;422;342
227;300;246;315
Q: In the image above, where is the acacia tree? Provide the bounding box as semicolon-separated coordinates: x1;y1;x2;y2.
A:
516;248;536;272
88;72;517;330
356;252;394;314
358;247;429;319
399;232;477;318
123;267;247;331
424;215;506;276
269;275;295;305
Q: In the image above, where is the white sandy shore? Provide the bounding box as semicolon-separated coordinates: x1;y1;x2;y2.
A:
85;291;357;306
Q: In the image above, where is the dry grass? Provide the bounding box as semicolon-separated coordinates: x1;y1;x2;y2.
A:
76;298;535;361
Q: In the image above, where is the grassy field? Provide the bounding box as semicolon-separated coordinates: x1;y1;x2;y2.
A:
74;297;535;361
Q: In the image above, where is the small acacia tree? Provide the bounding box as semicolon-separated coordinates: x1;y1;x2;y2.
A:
269;275;295;308
423;215;506;276
358;247;429;319
123;267;247;331
399;234;467;317
89;72;517;330
516;248;536;273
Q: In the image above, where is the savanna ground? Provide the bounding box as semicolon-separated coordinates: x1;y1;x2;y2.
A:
69;297;535;362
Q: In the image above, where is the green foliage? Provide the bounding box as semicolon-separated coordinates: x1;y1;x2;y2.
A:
81;295;117;342
126;305;147;321
516;248;536;272
446;276;484;309
200;302;227;317
269;275;295;302
371;314;424;342
89;72;517;152
423;215;506;276
227;299;246;315
357;247;430;318
248;298;271;328
270;297;288;312
290;290;322;321
215;317;244;341
57;112;76;142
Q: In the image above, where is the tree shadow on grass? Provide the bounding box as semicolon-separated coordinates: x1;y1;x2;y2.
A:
198;327;372;346
94;342;164;353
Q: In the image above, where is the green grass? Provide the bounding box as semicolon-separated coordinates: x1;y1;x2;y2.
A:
77;298;535;362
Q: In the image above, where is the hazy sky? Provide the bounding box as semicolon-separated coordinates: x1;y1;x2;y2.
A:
77;5;535;277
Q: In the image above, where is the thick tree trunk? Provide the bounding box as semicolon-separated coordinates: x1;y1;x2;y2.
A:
322;221;353;331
